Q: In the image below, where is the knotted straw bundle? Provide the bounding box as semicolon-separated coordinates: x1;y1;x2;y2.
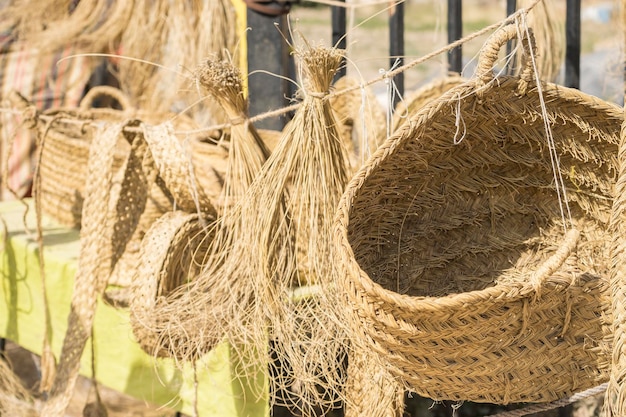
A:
333;24;620;405
128;55;270;359
141;44;351;415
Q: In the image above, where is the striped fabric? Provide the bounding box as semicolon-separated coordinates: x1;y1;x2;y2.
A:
0;33;95;200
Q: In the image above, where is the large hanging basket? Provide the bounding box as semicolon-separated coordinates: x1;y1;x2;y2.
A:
334;25;620;404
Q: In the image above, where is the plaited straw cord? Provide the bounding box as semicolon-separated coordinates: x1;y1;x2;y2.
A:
485;384;607;417
41;122;127;417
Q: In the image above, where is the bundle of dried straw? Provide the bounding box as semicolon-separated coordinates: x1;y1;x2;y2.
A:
130;55;270;359
139;43;351;415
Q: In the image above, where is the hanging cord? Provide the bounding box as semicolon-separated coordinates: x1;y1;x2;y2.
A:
517;14;573;233
484;383;607;417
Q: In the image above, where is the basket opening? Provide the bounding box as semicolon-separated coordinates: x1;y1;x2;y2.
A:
345;85;615;298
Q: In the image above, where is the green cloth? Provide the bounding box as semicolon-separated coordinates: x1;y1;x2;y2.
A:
0;199;268;416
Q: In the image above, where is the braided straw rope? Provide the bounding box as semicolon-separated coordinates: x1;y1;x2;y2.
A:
344;350;404;417
332;23;621;405
40;115;218;416
41;121;129;417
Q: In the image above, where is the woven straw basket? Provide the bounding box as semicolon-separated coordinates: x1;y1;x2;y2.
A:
37;86;134;228
334;25;621;404
129;210;214;358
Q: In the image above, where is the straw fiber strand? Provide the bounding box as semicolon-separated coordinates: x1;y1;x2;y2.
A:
392;74;466;131
333;24;619;405
330;76;387;164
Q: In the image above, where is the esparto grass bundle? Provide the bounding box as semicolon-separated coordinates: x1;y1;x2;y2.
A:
128;55;271;360
146;43;352;414
333;24;619;405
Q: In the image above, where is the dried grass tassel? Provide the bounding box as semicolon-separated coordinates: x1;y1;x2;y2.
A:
150;43;351;414
195;56;271;211
220;43;351;414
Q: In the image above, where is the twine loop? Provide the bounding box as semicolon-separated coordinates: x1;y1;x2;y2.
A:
307;91;330;100
229;116;247;125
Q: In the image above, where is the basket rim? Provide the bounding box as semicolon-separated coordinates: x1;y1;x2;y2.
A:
334;75;621;314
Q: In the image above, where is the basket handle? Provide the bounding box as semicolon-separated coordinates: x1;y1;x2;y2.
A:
79;86;132;111
475;24;537;96
529;228;579;296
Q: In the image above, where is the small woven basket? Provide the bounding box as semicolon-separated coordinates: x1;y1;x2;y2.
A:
129;210;214;358
36;87;133;228
334;25;620;404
